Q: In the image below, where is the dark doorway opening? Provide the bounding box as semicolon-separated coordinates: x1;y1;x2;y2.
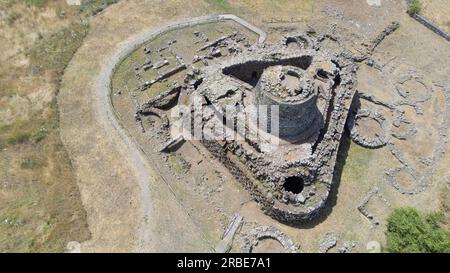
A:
283;176;304;194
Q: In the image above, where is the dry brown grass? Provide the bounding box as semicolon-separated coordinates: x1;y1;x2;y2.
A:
420;0;450;33
0;0;121;252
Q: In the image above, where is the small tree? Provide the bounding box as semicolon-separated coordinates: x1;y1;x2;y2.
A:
386;207;450;253
408;0;421;15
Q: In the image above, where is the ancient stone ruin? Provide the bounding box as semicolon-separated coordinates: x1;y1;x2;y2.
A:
107;9;450;252
137;26;359;224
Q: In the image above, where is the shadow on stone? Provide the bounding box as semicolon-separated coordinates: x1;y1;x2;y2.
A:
287;133;352;229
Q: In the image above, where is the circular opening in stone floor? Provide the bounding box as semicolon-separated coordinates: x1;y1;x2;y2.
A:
283;176;304;194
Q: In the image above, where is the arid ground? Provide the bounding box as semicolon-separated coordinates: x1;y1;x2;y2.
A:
421;0;450;33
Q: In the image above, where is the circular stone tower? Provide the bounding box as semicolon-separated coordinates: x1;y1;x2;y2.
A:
255;65;321;139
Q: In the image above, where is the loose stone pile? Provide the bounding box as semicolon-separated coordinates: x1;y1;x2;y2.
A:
318;232;337;253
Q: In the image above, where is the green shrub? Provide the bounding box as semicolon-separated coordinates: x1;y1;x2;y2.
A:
31;127;48;143
386;207;450;253
408;0;421;15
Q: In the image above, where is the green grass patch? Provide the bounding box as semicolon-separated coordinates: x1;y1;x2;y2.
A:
4;11;21;25
408;0;421;15
168;153;186;175
31;127;49;143
20;158;44;169
6;131;31;145
386;207;450;253
0;119;51;147
0;124;10;134
337;136;375;183
0;118;51;146
21;0;47;8
205;0;231;11
29;21;89;81
78;0;119;16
